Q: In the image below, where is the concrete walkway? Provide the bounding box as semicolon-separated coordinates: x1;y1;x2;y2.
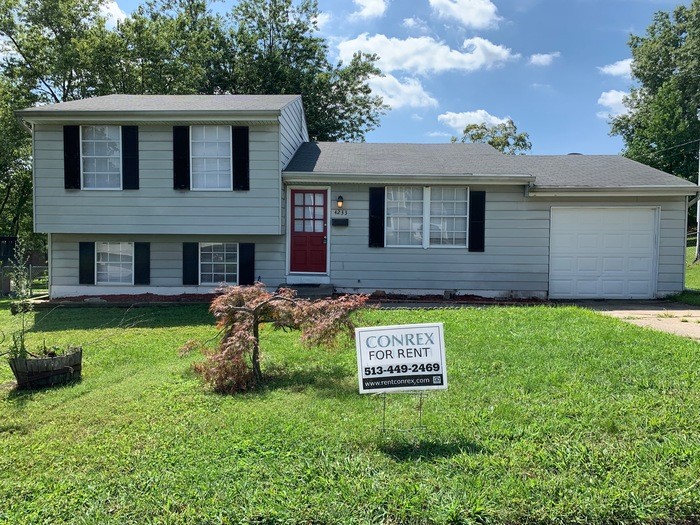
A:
574;300;700;341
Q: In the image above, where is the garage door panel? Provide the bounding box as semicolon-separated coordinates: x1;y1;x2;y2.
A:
551;233;576;249
629;257;652;272
549;279;573;296
629;280;652;296
601;280;624;295
602;257;624;272
577;234;599;249
629;233;653;249
576;280;599;296
603;234;625;248
549;207;657;299
550;256;574;272
577;257;599;272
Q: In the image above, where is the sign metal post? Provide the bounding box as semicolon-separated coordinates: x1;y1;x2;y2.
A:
356;322;447;434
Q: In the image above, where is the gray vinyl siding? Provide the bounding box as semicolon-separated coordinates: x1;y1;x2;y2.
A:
48;187;687;298
50;234;287;291
325;184;686;298
33;124;283;235
279;98;308;169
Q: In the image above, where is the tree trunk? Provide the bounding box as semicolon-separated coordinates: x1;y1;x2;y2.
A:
251;314;262;383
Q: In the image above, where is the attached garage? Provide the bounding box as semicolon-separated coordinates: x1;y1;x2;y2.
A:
549;207;658;299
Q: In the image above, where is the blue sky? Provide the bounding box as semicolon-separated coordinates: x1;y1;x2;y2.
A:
108;0;689;154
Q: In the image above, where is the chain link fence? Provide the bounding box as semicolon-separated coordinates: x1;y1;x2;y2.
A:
1;265;49;297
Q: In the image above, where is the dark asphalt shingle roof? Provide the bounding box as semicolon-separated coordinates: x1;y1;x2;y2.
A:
18;94;300;113
284;142;696;189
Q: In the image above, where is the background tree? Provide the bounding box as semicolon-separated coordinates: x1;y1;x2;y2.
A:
610;1;700;184
452;119;532;155
0;77;34;244
226;0;384;141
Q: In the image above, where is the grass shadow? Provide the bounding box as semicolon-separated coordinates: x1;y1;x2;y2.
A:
379;437;486;461
260;363;357;397
26;304;213;332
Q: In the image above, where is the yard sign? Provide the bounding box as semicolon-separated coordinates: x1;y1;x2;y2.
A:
355;323;447;394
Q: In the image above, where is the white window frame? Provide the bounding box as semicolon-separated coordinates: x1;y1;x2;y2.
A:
385;186;470;249
190;125;233;191
198;242;239;285
95;241;134;285
428;186;470;248
80;125;122;191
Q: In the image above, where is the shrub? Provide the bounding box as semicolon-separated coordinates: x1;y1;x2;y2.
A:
190;283;369;393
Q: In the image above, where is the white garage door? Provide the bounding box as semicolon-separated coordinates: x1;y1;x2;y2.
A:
549;207;658;299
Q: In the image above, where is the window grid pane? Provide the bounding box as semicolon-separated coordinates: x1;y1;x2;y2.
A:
429;187;468;246
191;125;232;190
82;125;121;189
385;186;424;246
200;243;238;284
95;242;133;284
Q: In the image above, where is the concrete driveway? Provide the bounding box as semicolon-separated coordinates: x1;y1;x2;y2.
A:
574;300;700;341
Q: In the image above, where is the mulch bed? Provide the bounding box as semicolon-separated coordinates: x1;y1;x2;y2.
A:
30;290;549;309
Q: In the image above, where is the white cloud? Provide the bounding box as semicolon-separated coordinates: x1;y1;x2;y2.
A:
338;34;519;75
350;0;388;20
597;90;629;119
438;109;509;132
528;51;560;66
369;75;438;109
411;114;424;121
428;131;454;137
315;12;332;31
403;17;429;33
428;0;502;29
598;58;633;78
100;0;127;28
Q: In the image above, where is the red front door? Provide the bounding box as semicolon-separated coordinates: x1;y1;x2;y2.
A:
290;189;327;273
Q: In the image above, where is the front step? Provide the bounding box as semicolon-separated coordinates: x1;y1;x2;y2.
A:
285;284;335;299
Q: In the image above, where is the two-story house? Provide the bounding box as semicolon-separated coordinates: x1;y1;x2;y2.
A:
17;94;698;300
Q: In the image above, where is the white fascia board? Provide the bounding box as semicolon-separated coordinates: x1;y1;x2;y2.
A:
17;110;281;125
528;186;699;197
282;172;535;185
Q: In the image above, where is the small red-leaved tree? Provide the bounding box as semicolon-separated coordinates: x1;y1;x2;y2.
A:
191;283;369;393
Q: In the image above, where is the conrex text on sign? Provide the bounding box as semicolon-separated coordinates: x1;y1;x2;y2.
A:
355;323;447;394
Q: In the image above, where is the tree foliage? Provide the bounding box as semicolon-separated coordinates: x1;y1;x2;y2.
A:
188;283;369;393
1;0;385;140
0;77;33;241
452;119;532;155
610;0;700;182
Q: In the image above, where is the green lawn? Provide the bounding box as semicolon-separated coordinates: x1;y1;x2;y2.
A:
1;303;700;524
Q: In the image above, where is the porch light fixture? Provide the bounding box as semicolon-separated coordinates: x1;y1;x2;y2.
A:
337;196;344;209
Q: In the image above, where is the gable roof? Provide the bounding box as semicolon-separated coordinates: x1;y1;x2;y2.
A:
18;94;300;114
283;142;697;195
17;94;302;125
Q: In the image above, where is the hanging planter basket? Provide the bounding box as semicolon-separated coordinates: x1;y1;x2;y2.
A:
8;347;82;389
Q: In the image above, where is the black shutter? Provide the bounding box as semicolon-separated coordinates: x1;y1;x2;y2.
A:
182;242;199;285
122;126;139;190
134;242;150;285
232;126;249;190
469;190;486;253
63;126;81;189
78;242;95;285
173;126;190;190
239;243;255;285
368;187;385;248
